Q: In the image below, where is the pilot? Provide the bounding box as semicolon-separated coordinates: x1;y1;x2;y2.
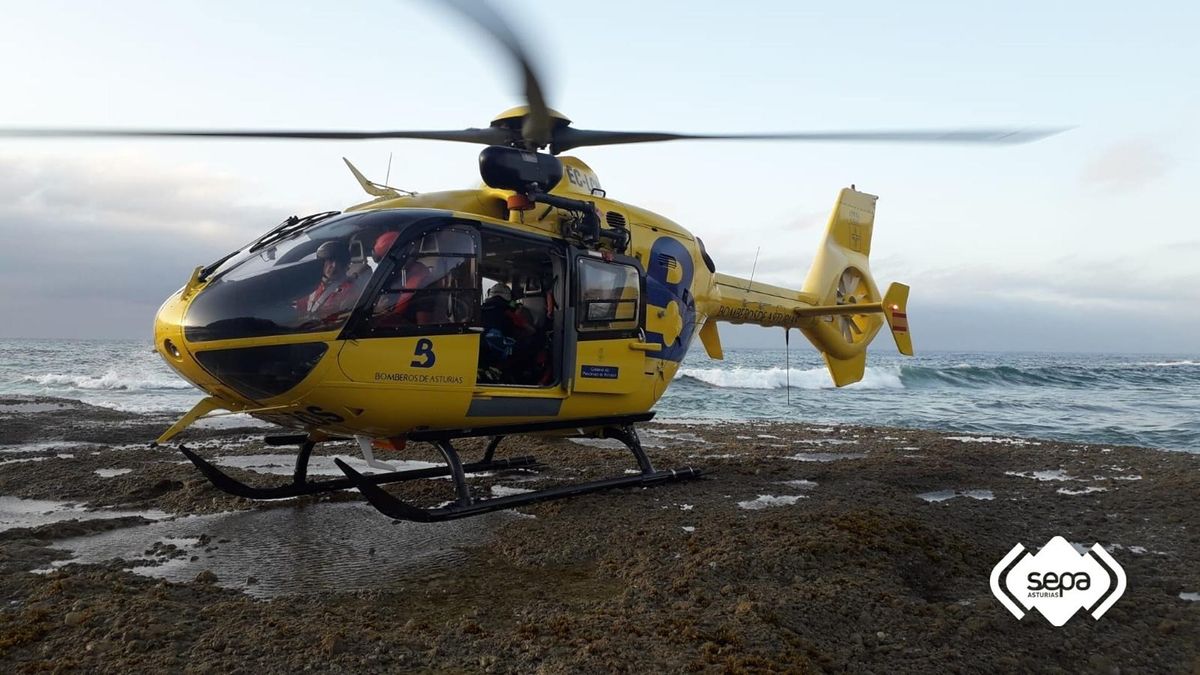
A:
303;241;360;318
371;231;435;326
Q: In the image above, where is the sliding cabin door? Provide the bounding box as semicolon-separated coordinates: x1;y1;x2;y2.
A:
569;251;649;395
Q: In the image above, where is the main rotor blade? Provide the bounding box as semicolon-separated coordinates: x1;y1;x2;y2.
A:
0;126;512;145
552;127;1068;153
434;0;552;148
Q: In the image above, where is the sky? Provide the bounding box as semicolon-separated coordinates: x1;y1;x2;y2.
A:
0;0;1197;353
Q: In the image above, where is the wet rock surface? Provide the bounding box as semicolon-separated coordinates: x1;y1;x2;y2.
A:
1;396;1198;672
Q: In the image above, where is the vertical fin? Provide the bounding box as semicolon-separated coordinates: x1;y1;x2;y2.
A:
882;282;913;356
698;318;723;359
823;352;866;388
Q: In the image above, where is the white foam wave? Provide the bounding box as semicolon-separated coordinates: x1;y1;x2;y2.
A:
676;366;903;390
1138;360;1199;367
21;370;195;391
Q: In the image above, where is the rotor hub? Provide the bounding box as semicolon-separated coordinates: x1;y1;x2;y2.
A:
490;106;572;131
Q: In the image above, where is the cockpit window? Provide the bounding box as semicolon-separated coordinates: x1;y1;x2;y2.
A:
183;211;435;342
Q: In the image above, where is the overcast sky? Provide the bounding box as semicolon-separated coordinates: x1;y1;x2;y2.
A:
1;0;1197;353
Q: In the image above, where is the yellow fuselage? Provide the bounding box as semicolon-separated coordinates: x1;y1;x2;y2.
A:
154;157;905;443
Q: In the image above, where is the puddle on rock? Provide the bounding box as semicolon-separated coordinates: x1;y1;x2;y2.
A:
214;454;439;477
1057;486;1107;496
0;402;82;414
642;429;706;445
737;495;806;510
1180;592;1200;602
787;452;867;462
651;418;728;427
1005;469;1077;482
95;468;134;478
43;502;520;598
0;496;168;532
0;456;52;468
918;489;994;503
490;485;533;497
0;441;100;454
569;437;663;450
0;453;75;468
946;435;1041;446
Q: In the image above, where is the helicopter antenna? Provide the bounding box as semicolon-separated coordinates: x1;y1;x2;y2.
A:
385;152;393;186
747;246;761;291
785;328;791;407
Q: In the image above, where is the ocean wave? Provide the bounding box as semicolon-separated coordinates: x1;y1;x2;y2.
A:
897;362;1197;388
676;366;903;390
1137;360;1199;367
21;370;195;391
675;361;1200;392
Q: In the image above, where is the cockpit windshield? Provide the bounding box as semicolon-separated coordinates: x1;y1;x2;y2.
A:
183;210;440;342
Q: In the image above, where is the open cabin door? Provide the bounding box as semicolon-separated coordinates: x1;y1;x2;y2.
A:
568;251;651;394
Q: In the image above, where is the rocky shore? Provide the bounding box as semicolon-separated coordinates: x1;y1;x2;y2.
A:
1;396;1197;672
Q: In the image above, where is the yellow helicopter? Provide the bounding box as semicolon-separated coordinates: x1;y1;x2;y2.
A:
2;2;1058;521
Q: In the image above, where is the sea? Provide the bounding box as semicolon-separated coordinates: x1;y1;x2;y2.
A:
1;339;1197;453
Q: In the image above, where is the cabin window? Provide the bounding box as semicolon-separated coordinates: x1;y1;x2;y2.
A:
361;225;480;335
576;258;640;335
476;230;561;386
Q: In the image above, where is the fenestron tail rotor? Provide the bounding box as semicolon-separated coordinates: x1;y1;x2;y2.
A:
0;0;1068;153
834;268;871;345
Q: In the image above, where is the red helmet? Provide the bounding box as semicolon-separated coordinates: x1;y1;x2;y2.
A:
373;231;400;260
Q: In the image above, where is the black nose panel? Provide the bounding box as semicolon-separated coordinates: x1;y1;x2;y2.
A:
195;343;328;402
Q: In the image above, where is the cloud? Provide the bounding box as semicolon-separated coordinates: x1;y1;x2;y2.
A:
0;154;288;337
908;252;1200;312
0;153;280;240
1080;139;1174;192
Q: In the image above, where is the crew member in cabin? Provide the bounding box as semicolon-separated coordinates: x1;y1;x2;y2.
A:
370;231;435;327
478;282;535;382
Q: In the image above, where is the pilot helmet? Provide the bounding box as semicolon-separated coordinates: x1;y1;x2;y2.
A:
373;231;400;261
487;282;512;301
315;241;349;264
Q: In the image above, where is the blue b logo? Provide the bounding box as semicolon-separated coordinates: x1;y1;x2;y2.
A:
411;339;436;368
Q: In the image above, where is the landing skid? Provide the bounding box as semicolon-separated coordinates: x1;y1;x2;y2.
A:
177;413;701;521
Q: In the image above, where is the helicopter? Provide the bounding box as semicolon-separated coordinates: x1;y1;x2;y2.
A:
2;1;1060;522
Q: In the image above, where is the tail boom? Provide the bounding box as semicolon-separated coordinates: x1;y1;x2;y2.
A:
702;187;914;386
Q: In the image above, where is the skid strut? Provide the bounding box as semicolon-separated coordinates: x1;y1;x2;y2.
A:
333;415;701;522
178;438;537;501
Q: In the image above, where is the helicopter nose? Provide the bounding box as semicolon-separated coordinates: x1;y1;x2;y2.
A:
153;289;210;392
